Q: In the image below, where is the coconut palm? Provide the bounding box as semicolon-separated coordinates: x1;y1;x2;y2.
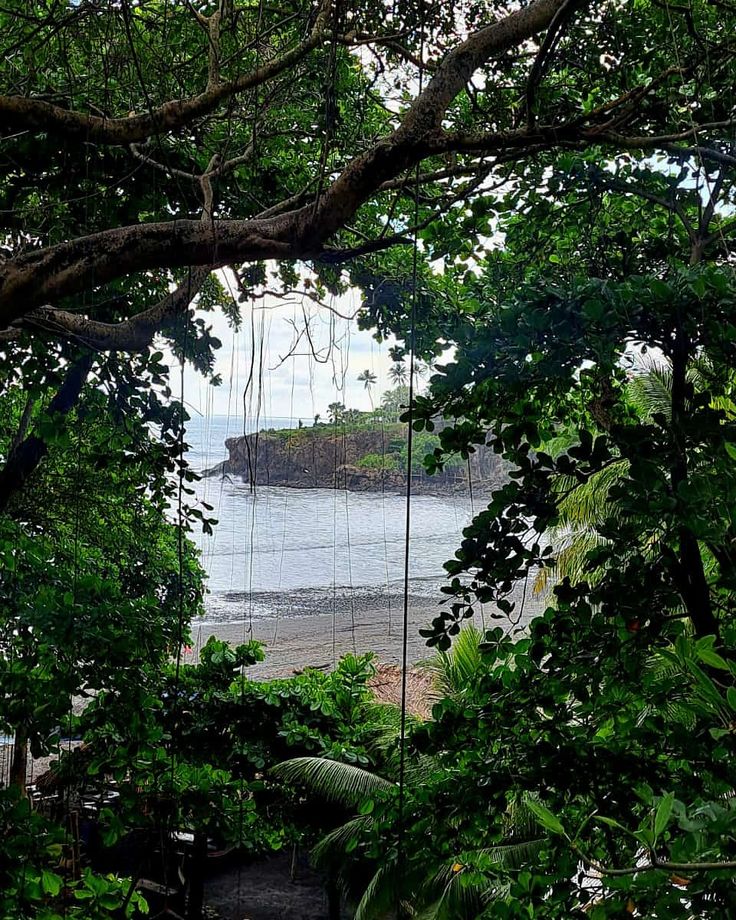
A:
418;624;485;703
389;363;407;386
358;369;378;391
327;401;346;424
534;354;734;594
380;385;410;423
358;369;378;409
274;753;543;920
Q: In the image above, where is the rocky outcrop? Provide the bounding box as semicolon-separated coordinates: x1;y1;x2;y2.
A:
211;426;504;494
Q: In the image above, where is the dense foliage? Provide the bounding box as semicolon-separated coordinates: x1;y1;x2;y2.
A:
3;0;736;917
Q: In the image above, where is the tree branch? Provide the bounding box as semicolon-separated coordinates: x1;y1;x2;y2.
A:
0;0;568;330
525;0;589;125
12;268;211;351
0;0;332;145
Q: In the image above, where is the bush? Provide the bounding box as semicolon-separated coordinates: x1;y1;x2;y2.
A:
357;453;399;470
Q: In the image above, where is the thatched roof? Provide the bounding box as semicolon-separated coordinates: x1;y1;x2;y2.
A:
368;665;436;720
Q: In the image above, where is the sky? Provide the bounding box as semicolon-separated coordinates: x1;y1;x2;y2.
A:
169;270;404;425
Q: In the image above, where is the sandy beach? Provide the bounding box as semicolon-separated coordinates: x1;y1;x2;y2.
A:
189;601;443;678
187;580;539;679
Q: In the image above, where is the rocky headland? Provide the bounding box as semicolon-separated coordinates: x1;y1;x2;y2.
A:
205;424;504;494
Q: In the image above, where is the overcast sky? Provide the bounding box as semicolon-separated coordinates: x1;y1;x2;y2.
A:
169;272;404;426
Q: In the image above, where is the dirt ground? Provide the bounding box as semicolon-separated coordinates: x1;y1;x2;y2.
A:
204;853;337;920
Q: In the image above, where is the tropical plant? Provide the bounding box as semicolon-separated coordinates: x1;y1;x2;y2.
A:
402;141;736;913
275;630;546;919
358;369;378;391
327;402;347;424
389;363;408;387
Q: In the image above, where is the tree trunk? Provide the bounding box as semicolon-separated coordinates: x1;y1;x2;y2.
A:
186;830;208;920
326;871;341;920
669;320;719;638
9;725;28;793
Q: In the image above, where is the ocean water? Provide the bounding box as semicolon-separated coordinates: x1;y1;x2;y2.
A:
184;415;478;623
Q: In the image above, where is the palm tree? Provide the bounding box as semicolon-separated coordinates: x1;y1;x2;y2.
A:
327;402;346;424
273;754;543;920
389;363;407;386
380;385;410;423
357;369;378;409
357;369;378;391
534;354;732;594
418;624;485;703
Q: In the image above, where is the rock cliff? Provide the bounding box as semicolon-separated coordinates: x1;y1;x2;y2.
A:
211;425;504;494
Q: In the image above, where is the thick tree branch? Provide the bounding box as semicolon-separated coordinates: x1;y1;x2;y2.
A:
0;0;332;145
8;0;726;336
2;161;218;350
306;0;568;242
12;268;211;352
0;0;567;329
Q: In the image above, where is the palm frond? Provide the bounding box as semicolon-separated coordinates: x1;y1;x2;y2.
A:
627;360;673;421
473;838;545;870
354;863;406;920
556;461;628;527
271;757;394;808
419;624;484;698
416;856;509;920
405;753;443;786
359;701;421;772
311;814;373;868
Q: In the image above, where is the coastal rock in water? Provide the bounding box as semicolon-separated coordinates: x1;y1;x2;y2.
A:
220;426;504;494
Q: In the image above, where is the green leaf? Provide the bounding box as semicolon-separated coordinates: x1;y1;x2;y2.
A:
41;870;62;897
695;637;729;670
595;816;628;833
653;793;674;840
525;797;567;837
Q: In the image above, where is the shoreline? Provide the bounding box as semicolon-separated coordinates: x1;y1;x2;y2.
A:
200;465;490;498
188;602;441;678
188;581;540;679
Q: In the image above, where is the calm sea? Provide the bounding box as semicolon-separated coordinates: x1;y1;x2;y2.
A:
184;414;479;623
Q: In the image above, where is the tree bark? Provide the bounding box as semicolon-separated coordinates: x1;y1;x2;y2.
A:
9;724;28;793
15;269;209;352
669;320;719;638
0;0;568;329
